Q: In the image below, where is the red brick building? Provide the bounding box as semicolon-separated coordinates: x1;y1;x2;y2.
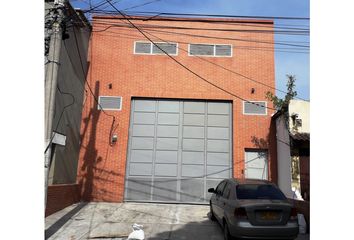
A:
77;15;277;203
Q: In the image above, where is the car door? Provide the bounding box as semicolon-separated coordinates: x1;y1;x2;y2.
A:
213;181;227;220
220;182;233;222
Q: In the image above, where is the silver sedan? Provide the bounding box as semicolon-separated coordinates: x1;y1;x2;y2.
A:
209;178;299;240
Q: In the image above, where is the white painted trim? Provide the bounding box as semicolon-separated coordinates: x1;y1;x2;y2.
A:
133;41;178;56
188;43;233;58
98;96;123;111
242;101;268;115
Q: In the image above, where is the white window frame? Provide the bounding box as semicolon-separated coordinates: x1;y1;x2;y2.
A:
98;96;123;111
133;41;178;56
242;101;267;116
188;43;233;57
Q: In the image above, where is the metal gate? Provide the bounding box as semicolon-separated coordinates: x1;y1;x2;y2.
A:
124;99;232;203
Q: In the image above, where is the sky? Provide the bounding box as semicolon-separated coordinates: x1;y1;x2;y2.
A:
70;0;310;100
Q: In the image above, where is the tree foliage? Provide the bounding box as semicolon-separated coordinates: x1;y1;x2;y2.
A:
266;74;297;111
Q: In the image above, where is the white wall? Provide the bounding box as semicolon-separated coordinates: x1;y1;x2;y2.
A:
276;116;293;198
289;100;310;133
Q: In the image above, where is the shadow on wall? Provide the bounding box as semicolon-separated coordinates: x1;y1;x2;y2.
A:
250;122;278;183
78;81;120;202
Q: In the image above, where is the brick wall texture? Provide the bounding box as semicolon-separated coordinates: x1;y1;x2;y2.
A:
77;16;277;202
45;184;81;217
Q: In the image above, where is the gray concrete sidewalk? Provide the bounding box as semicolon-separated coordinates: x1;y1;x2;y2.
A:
45;202;309;240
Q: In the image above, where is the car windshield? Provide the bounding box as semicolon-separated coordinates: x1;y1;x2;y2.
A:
236;184;287;200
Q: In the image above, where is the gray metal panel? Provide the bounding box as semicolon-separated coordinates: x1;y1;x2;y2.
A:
155;164;178;177
183;126;204;138
182;165;204;177
157;125;179;137
98;96;122;110
207;102;229;114
132;124;155;137
207;152;230;166
126;99;232;203
152;178;178;201
215;45;232;56
156;138;179;150
180;179;205;202
245;151;268;180
183;102;205;114
135;42;151;54
206;165;230;179
125;178;152;200
158;101;180;112
183;114;205;126
133;112;155;124
129;163;153;176
245;168;268;180
207;115;229;127
134;100;156;112
189;44;214;56
130;150;153;163
158;113;179;125
152;43;177;55
207;139;229;152
207;127;229;139
131;137;154;150
244;101;266;115
182;151;204;164
183;138;205;151
155;151;178;163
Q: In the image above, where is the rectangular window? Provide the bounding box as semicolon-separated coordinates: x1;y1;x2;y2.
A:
98;96;122;110
189;43;232;57
243;101;267;115
134;41;177;55
236;184;286;200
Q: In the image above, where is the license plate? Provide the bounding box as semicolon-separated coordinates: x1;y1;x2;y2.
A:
260;211;279;220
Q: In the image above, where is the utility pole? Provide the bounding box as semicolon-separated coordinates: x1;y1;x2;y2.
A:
44;0;66;206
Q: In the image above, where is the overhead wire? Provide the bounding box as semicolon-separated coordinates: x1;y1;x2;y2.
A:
71;20;120;143
93;29;309;54
90;20;309;48
140;29;309;99
104;0;277;110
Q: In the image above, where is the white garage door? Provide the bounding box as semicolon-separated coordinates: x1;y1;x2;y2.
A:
124;99;233;203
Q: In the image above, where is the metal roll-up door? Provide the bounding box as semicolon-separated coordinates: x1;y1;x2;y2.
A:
125;99;232;203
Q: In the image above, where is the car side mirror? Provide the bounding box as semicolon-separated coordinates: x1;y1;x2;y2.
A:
208;188;215;193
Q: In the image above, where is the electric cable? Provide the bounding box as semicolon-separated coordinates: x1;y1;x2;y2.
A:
71;22;120;143
44;85;76;153
141;29;309;100
91;21;309;48
105;0;277;110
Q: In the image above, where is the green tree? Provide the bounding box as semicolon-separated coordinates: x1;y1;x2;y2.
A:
266;74;297;112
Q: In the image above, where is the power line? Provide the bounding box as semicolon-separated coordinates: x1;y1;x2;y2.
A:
91;20;309;48
105;0;277;111
44;85;76;153
123;0;163;11
90;20;309;35
94;29;309;54
71;21;120;142
123;10;310;20
140;29;309;100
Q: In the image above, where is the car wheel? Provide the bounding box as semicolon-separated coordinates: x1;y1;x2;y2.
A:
209;202;216;221
223;222;233;240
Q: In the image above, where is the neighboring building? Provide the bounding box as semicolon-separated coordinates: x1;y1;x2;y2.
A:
45;0;91;216
273;99;310;199
77;15;277;204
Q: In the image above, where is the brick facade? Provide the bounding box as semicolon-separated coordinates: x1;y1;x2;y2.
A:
77;16;276;202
